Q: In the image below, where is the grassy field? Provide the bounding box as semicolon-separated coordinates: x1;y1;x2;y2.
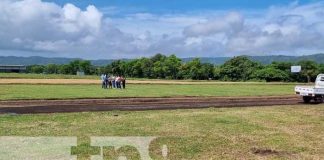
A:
0;73;299;83
1;74;317;159
0;84;295;100
0;73;166;81
0;105;323;159
0;73;99;79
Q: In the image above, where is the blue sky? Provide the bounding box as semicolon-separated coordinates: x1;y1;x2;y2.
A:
0;0;324;59
46;0;316;12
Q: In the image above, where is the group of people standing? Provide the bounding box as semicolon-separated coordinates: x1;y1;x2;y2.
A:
100;74;126;89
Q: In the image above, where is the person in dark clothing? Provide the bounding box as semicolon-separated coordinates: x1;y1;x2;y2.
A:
121;77;126;89
104;75;108;89
108;76;112;89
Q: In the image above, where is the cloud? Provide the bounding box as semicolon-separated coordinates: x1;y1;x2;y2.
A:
180;2;324;56
1;0;324;58
0;0;102;53
183;12;244;37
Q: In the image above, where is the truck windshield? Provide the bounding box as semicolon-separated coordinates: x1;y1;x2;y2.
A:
321;77;324;81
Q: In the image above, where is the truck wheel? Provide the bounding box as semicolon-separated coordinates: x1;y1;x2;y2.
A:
314;96;323;104
303;96;312;103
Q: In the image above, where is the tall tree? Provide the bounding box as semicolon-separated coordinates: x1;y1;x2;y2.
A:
58;64;71;74
253;66;289;82
298;60;319;83
151;53;166;63
220;56;262;81
45;64;59;74
140;58;154;78
153;61;166;78
28;65;45;74
164;55;181;79
111;60;123;76
183;58;213;80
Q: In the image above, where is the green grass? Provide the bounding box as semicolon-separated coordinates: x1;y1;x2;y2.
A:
0;73;178;81
0;73;307;83
0;73;99;79
0;84;295;100
0;105;323;159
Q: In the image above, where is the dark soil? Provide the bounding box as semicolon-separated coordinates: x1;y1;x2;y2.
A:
251;148;280;156
0;96;304;114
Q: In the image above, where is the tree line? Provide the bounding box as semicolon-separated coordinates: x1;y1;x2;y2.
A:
26;54;324;82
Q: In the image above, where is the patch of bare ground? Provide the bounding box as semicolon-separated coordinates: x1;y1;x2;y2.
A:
0;96;302;114
251;147;296;158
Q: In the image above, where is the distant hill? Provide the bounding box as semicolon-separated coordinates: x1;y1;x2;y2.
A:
0;56;116;66
248;54;324;64
185;54;324;65
1;54;324;66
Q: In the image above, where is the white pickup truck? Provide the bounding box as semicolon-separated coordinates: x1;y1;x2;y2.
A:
295;74;324;103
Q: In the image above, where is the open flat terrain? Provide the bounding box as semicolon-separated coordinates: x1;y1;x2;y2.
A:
1;75;321;159
0;73;307;84
0;95;301;114
0;80;302;113
0;78;303;85
0;84;295;100
1;105;323;159
0;73;99;79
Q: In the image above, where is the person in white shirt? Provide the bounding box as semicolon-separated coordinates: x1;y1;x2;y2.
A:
112;76;116;88
100;74;106;89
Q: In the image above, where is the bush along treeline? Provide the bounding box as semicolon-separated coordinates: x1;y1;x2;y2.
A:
26;54;324;82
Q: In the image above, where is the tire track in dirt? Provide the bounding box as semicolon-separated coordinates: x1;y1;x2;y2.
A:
0;96;305;114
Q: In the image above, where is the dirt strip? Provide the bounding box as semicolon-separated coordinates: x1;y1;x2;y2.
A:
0;79;301;85
0;96;306;114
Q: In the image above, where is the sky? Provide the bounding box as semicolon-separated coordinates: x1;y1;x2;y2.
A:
0;0;324;59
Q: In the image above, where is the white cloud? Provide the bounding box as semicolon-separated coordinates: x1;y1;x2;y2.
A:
59;4;102;34
0;0;324;59
183;12;244;37
180;2;324;56
0;0;103;53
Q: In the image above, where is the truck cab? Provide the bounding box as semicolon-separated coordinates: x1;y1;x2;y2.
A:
315;74;324;88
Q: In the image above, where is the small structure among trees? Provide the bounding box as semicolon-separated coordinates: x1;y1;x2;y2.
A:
77;71;85;76
0;65;26;73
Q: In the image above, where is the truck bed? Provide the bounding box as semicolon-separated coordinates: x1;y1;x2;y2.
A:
295;86;324;96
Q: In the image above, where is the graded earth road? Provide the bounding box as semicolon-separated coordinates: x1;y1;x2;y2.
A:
0;95;307;114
